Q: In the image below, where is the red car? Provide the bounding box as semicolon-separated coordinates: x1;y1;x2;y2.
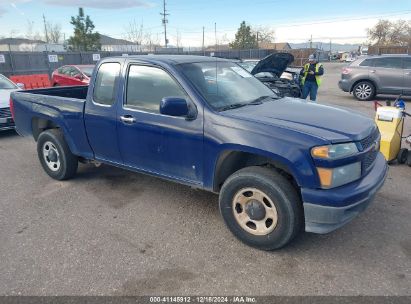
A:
52;65;94;86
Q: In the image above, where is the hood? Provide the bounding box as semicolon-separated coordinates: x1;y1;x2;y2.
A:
0;88;19;109
223;98;375;143
251;53;294;77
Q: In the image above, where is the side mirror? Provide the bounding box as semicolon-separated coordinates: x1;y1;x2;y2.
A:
16;83;25;89
160;97;197;120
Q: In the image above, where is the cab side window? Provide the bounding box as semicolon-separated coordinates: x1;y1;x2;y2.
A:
126;65;188;113
372;57;403;69
93;62;121;106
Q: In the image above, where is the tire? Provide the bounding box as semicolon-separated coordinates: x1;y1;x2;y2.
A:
397;148;408;164
219;166;303;250
353;81;376;101
407;151;411;167
37;129;78;180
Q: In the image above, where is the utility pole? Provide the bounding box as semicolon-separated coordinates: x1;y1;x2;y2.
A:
256;32;259;49
202;26;205;54
43;14;49;43
309;34;312;49
160;0;169;48
214;22;217;52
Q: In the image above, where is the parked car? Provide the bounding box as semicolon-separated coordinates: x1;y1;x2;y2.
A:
11;55;387;250
0;74;23;131
238;53;302;98
52;65;94;86
339;55;411;101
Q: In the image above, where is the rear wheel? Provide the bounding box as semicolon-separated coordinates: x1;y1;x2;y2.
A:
407;151;411;167
219;166;303;250
397;148;408;164
37;129;78;180
353;81;375;101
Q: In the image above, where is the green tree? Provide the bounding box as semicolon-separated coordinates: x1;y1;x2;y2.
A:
230;21;257;49
68;8;101;51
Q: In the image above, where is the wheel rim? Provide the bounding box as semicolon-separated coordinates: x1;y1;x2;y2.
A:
232;188;278;236
355;84;372;100
42;141;61;172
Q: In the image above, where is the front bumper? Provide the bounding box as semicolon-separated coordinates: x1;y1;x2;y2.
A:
0;107;15;131
338;79;351;92
302;153;388;234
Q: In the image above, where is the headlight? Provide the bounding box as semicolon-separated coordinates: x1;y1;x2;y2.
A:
317;162;361;189
311;143;358;159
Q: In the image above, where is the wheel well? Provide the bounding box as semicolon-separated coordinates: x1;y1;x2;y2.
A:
213;151;299;193
350;79;376;93
32;117;59;141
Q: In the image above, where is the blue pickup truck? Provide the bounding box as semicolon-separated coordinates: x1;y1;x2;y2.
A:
10;55;388;250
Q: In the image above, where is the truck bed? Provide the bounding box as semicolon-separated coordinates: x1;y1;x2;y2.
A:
11;85;93;159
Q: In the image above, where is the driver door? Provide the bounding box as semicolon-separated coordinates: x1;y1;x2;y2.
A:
116;64;204;185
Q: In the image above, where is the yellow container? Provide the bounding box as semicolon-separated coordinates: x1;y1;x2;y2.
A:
375;106;404;161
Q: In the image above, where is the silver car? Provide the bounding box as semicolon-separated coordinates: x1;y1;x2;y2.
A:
0;74;23;131
338;55;411;101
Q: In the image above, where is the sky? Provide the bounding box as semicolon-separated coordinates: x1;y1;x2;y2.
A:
0;0;411;47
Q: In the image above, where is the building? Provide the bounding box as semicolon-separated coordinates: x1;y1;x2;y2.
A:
0;38;65;52
258;42;292;50
100;34;141;52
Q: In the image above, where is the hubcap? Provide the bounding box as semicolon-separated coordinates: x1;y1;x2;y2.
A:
232;188;278;236
355;84;372;100
42;141;61;172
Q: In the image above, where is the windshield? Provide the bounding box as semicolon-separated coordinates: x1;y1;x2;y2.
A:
78;66;94;77
0;75;17;89
179;61;277;111
238;61;258;72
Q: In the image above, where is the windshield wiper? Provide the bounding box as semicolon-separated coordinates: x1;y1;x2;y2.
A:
249;95;280;104
217;103;248;112
217;96;279;112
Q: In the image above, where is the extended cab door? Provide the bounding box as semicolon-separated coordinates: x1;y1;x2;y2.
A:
116;63;204;185
369;57;404;94
84;61;123;163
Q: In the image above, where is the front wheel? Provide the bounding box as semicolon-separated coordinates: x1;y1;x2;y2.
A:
353;81;376;101
37;129;78;180
219;166;303;250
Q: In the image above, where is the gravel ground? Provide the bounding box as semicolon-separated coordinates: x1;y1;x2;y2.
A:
0;62;410;296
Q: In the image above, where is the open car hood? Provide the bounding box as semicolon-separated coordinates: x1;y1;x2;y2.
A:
250;53;294;77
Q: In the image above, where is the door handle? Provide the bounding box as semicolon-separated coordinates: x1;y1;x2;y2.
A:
405;72;411;76
120;115;136;124
370;70;376;73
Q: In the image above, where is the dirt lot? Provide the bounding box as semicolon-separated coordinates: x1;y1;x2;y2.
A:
0;62;410;296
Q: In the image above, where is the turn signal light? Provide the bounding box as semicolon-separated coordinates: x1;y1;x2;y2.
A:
311;146;329;158
317;168;333;188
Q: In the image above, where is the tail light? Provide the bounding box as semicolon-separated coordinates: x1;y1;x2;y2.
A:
342;68;352;75
9;97;15;120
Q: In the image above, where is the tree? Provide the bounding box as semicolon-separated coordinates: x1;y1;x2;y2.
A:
125;19;144;50
367;19;411;46
389;20;410;46
47;22;62;43
253;26;275;46
68;8;100;51
229;21;257;49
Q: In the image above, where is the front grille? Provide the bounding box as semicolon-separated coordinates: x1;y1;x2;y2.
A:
0;107;11;118
364;149;378;170
359;128;380;151
360;128;380;171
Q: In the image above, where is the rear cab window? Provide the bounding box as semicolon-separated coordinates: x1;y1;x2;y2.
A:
93;62;121;106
